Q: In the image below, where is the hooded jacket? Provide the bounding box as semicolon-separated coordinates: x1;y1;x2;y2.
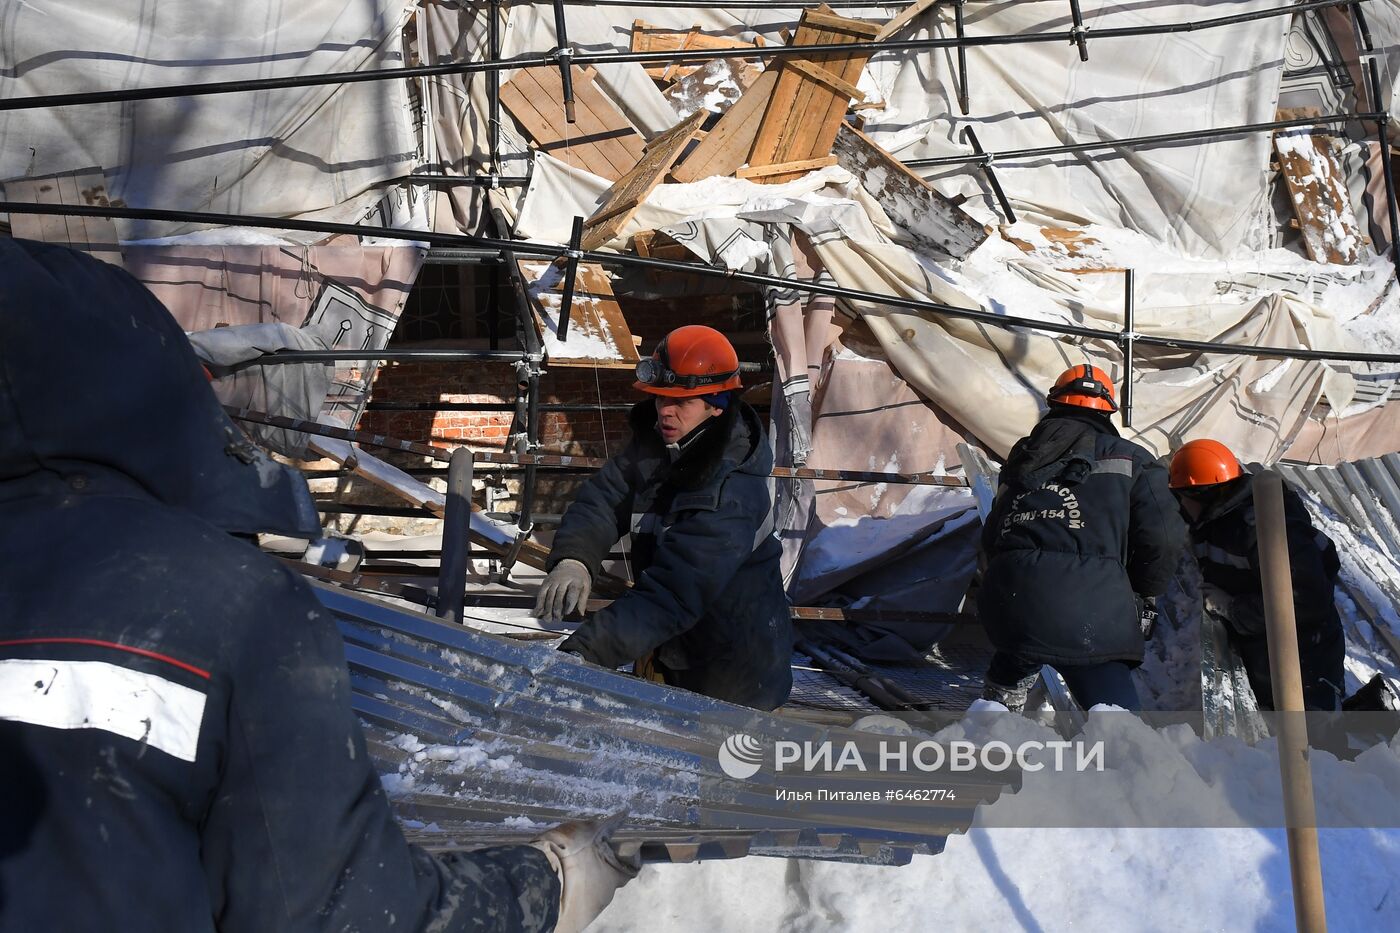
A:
977;406;1187;666
553;400;792;710
0;240;558;932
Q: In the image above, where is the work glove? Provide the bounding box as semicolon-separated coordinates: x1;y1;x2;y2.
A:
1136;595;1159;641
535;559;592;621
530;814;640;933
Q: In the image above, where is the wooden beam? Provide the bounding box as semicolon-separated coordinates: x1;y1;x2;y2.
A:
832;121;989;259
784;58;864;102
873;0;942;43
580;110;708;251
669;70;778;184
736;155;839;179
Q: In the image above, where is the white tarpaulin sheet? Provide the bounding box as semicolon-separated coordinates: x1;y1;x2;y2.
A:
0;0;417;237
470;2;1304;258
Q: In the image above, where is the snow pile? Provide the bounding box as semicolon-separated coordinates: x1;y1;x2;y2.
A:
595;708;1400;932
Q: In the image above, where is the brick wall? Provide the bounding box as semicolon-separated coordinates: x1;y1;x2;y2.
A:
339;279;772;522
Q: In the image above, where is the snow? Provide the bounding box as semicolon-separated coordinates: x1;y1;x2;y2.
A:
519;260;625;361
595;709;1400;932
665;58;751;119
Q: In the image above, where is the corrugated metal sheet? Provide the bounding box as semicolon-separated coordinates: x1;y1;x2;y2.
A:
1272;457;1400;668
318;582;1016;864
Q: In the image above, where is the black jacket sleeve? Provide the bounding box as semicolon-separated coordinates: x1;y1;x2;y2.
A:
201;567;560;932
1126;457;1188;597
1280;487;1340;633
546;446;636;579
559;485;765;668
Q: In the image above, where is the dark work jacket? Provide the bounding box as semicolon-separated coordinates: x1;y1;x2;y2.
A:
977;406;1187;666
0;240;558;933
554;401;793;710
1185;473;1342;643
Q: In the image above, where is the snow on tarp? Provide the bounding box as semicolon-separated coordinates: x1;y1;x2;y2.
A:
482;2;1292;257
594;708;1400;931
0;0;417;239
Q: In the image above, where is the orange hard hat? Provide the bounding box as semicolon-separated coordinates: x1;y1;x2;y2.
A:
1169;438;1242;489
1047;364;1118;413
633;324;743;398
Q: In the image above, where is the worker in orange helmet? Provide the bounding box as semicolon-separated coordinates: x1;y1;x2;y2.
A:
977;364;1187;712
534;325;793;710
1168;439;1350;711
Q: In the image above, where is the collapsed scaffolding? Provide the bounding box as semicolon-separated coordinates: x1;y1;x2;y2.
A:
3;0;1400;812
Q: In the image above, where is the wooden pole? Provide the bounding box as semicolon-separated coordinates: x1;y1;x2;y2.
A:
1253;471;1328;933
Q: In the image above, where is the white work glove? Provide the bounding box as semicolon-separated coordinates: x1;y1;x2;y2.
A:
530;815;640;933
534;559;592;621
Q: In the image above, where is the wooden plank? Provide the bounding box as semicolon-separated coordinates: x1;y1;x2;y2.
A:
832;121;989;259
784;57;863;102
3;169;123;265
500;66;644;181
735;156;838;179
580;110;708;251
526;65;647;177
873;0;942;42
1274;129;1361;265
633;20;764;83
669;69;778;183
747;9;878;184
631;229;695;261
631;19;763;52
499;71;621;178
803;8;882;36
517;259;642;369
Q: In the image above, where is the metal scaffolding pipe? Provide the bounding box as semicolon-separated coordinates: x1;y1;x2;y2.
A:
1120;268;1135;429
13;200;1400;365
1068;0;1089;62
404;172;529;186
954;0;970;115
906;111;1385;168
225;348;527;365
963;125;1015;223
435;448;475;624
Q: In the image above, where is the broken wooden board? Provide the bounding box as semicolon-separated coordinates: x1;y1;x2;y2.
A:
748;8;882;185
499;66;646;181
631;20;764;83
516;259;641;369
669;69;778;184
631;229;696;262
3;169;123;265
1274;128;1361;265
579;110;708;251
833;121;989;259
735;155;838;180
873;0;942;42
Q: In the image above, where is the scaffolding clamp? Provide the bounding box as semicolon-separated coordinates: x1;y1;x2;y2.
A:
963;126;1017;225
1068;0;1090;62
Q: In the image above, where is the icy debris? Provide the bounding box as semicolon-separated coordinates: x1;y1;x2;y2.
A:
664;58;752;119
